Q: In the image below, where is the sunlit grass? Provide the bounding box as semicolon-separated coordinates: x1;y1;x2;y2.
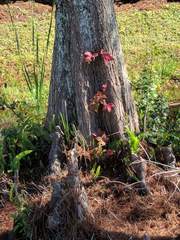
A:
117;3;180;101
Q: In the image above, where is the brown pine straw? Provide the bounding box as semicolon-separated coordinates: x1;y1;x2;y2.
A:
24;161;180;240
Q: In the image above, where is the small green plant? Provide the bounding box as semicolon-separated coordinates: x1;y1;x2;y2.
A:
126;128;140;154
108;139;123;151
13;205;32;240
2;118;50;180
90;163;101;179
135;66;179;157
135;67;169;133
10;150;33;174
8;147;32;198
60;113;72;144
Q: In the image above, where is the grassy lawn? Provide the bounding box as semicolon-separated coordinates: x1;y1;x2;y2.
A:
0;2;179;127
117;3;180;100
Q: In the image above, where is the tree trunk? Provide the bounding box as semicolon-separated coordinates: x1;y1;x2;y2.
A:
46;0;139;139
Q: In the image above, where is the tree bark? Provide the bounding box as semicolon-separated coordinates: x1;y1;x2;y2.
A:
48;145;90;237
48;125;65;176
46;0;139;139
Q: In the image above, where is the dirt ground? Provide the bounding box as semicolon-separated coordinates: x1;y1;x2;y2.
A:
0;1;52;23
115;0;175;11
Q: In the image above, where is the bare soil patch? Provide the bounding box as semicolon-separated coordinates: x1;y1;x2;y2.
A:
115;0;177;11
0;1;52;23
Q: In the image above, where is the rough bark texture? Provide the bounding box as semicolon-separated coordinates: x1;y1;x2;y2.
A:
48;145;90;236
48;125;65;175
131;154;150;195
46;0;139;139
155;145;176;169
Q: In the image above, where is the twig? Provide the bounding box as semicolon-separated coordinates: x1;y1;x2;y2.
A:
150;169;180;178
90;233;95;240
107;209;121;224
107;233;113;240
99;176;143;188
147;159;179;170
167;178;180;201
139;142;152;162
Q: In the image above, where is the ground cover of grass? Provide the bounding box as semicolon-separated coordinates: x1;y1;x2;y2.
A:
0;2;54;127
0;2;179;127
117;3;180;100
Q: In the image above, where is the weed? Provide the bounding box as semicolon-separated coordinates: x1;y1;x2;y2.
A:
90;163;101;179
1;118;50;180
135;67;169;134
135;66;179;155
126;128;140;154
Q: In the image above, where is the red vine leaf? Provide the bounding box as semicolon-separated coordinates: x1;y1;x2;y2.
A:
103;103;115;112
100;49;114;64
84;51;98;63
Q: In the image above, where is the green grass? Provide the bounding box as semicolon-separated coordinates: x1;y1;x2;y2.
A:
117;3;180;100
0;2;179;128
0;3;54;127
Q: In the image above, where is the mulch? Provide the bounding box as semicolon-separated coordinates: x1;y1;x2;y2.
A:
115;0;176;11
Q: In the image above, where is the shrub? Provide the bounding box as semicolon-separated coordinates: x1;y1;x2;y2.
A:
135;67;179;156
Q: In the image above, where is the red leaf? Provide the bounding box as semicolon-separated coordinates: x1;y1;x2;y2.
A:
106;149;114;157
103;103;114;112
84;51;98;63
100;49;114;64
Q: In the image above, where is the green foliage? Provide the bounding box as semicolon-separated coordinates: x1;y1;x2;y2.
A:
0;5;54;178
90;163;101;179
10;150;33;173
108;139;123;151
1;118;50;179
13;205;32;240
60;113;71;144
0;5;54;128
59;113;77;145
135;67;179;151
117;4;180;99
135;67;169;133
126;129;140;154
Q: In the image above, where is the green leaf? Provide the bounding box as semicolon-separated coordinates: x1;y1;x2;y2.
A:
13;150;33;171
126;128;140;154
